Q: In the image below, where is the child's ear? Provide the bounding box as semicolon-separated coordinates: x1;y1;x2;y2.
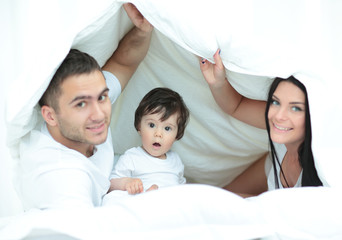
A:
41;105;58;127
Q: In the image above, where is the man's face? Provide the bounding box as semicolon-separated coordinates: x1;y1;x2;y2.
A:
54;70;112;148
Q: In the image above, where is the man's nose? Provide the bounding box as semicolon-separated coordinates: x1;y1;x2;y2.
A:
90;102;105;121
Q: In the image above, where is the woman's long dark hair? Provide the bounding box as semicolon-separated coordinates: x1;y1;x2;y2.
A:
265;76;322;188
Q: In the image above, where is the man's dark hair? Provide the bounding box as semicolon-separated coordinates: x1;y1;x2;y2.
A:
39;49;101;112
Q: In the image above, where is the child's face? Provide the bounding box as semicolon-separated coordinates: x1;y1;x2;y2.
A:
138;111;179;159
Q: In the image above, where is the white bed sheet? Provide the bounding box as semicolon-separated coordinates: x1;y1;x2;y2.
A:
1;0;342;238
0;185;341;240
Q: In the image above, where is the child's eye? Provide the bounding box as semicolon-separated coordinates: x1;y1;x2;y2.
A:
77;102;86;108
149;123;155;128
165;126;171;131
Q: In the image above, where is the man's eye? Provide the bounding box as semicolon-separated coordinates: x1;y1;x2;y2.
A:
77;102;86;108
99;95;107;101
149;123;155;128
165;126;171;131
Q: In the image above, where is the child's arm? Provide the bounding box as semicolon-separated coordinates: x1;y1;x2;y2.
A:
200;49;266;129
109;177;144;195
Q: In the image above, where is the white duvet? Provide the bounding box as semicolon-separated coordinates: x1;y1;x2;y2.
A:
1;0;342;239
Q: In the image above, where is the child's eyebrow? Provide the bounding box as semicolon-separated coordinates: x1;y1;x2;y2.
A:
144;117;155;122
163;121;177;128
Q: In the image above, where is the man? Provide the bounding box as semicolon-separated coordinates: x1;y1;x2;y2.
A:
19;3;153;210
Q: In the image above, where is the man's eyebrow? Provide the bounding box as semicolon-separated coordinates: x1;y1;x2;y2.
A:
69;87;109;105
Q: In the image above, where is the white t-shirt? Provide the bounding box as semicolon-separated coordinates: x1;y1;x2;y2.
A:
103;146;186;205
265;143;303;190
110;146;186;190
19;71;121;210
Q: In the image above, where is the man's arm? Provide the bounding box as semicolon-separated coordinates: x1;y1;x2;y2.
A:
31;169;95;209
102;3;153;90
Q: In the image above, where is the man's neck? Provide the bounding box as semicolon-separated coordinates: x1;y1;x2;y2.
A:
46;124;94;157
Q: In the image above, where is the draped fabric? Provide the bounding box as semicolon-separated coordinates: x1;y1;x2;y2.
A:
1;0;342;238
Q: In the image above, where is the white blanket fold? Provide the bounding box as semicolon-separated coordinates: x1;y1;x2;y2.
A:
2;0;342;238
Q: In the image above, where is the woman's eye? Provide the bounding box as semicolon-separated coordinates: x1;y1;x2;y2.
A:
165;126;171;131
271;99;279;106
77;102;86;108
149;123;155;128
291;106;302;112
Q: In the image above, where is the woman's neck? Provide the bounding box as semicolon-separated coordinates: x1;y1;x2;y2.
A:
281;146;302;188
284;141;301;156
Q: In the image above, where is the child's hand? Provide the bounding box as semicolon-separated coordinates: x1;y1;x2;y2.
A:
199;49;227;88
146;184;159;192
125;178;144;194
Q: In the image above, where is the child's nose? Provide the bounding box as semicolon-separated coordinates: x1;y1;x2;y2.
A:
154;129;162;137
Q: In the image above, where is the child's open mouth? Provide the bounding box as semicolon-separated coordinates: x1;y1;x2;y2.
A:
153;142;161;147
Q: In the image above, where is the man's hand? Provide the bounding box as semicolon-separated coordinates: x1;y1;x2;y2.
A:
123;3;153;33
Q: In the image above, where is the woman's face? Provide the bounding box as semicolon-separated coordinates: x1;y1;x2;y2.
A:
268;81;306;149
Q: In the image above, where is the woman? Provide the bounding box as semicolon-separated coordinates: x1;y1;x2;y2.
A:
200;49;322;196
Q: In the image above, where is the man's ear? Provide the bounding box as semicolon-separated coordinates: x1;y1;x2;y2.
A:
41;105;58;127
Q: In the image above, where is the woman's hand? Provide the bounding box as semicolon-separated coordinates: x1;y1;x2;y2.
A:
200;49;227;89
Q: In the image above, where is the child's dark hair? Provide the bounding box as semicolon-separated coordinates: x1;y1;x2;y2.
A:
134;87;190;140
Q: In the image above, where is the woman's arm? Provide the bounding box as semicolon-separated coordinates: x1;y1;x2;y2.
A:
200;49;266;129
224;153;268;197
